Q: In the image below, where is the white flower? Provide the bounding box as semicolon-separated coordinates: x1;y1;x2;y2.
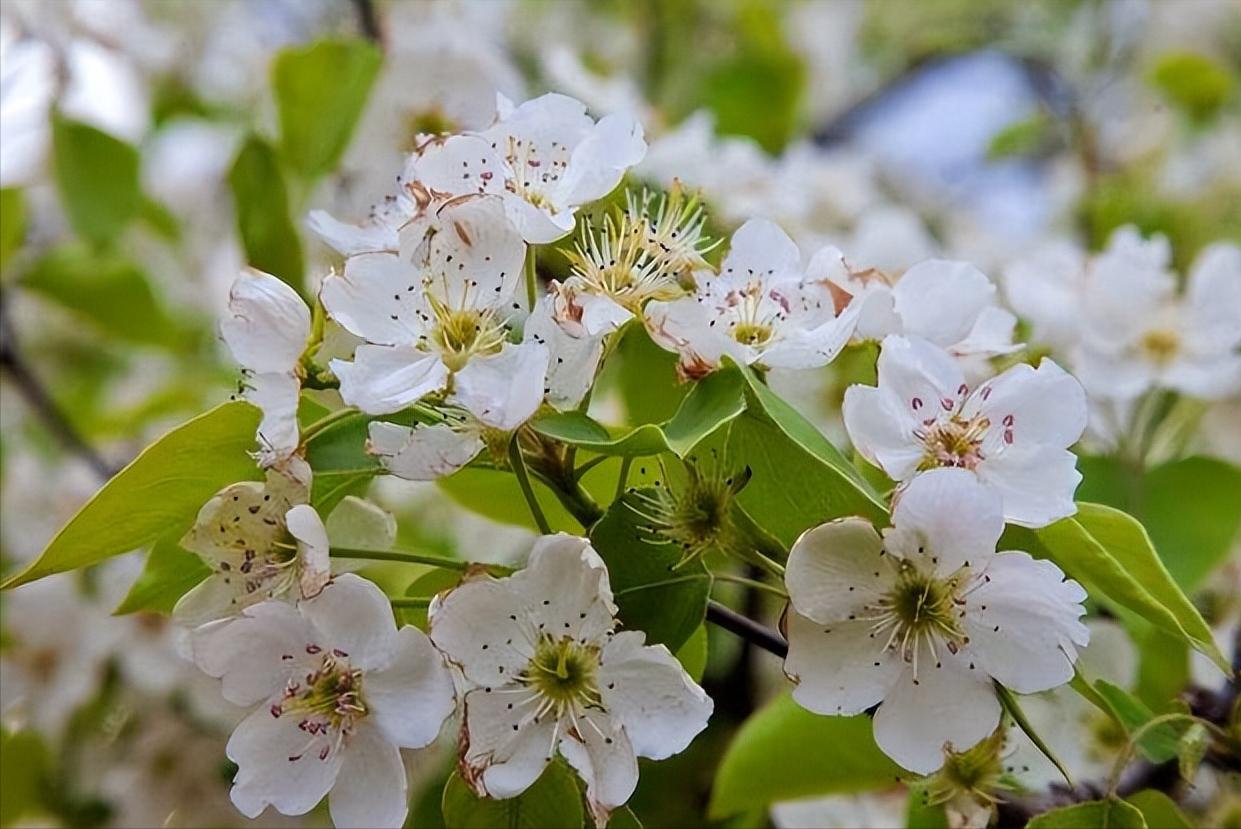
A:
191;574;456;828
308;184;422;257
783;468;1089;774
819;255;1019;358
522;281;618;411
844;335;1087;528
174;459;332;627
322;194;548;430
645;219;860;379
407;92;646;243
220;268;312;468
1074;238;1241;401
366;412;488;481
0;18;55;187
428;534;712;824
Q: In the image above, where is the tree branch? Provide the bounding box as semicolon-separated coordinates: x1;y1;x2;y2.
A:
350;0;383;46
706;599;788;659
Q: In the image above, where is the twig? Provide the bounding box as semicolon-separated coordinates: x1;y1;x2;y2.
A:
706;599;787;659
0;291;117;480
350;0;383;45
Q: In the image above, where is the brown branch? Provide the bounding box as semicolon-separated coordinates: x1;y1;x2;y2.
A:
350;0;383;46
706;599;788;659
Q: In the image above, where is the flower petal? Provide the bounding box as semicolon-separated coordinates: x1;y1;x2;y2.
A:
555;110;646;207
429;578;536;688
368;420;484;480
462;686;556;799
892;260;996;349
321;253;425;346
519;534;617;643
840;384;924;481
366;626;456;749
884;468;1003;575
330;722;408;829
785;611;902;716
719;218;802;284
286;504;331;599
306;208;400;256
300;574;398;671
404;194;526;309
963;551;1088;694
968;358;1087;453
786;518;892;624
950;305;1019;357
524;297;605;410
332;345;448;415
598;631;712;760
450;342;549;430
975;444;1082;528
406;134;506;198
190;602;315;705
560;709;639;825
228;702;343;818
245;372;301;467
221;269;310;374
872;653;1001;774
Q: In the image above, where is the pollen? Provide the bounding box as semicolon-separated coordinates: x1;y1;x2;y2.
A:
1138;328;1181;364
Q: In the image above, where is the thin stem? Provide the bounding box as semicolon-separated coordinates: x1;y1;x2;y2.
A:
743;548;786;579
705;600;787;659
524;246;538;312
301;407;362;444
330;547;468;571
713;573;788;599
614;456;633;501
573;453;611;482
389;597;432;610
350;0;383;44
509;438;552;534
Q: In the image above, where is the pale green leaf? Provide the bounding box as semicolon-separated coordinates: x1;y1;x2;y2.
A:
1125;790;1192;829
1025;798;1147;829
674;623;709;682
114;536;209;615
0;188;25;274
51;114;140;246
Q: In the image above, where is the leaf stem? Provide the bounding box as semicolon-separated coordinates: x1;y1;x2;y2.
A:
614;456;633;501
301;407;361;444
712;572;788;599
509;438;552;534
389;596;431;609
330;547;468;570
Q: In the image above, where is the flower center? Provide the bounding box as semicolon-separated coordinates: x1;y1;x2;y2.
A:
627;462;749;568
867;562;966;675
520;636;602;716
426;295;507;372
500;135;568;208
274;649;368;759
732;321;774;346
722;282;789;348
1139;328;1180;364
916;414;991;471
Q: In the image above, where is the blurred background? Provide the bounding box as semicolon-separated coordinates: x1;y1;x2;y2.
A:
1;1;1238;827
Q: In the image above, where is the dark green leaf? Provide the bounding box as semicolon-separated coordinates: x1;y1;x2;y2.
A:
0;188;25;274
674;623;708;682
0;729;48;827
1;401;261;589
1025;798;1147;829
709;694;902;818
228;135;304;292
114;536;210;615
441;761;583;829
273;39;382;179
51;114;140;246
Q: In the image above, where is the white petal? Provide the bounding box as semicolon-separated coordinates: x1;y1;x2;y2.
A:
221;269;310;373
892;260;996;349
368;420;484;480
173;574;250;629
1185;242;1241;353
406;134;506;198
524;298;605;410
450;342;549;430
503;195;579;244
246;372;301;467
428;576;536;687
307;209;400;256
975;444;1082;528
404;194;526;309
720;218;802;283
519;534;617;643
575;291;634;338
330;723;408;829
228;703;343;818
872;653;1001;774
962;551;1088;693
555;110;647;207
785;518;892;624
190;602;314;705
1001;241;1086;351
332;345;448;415
760;301;860;370
840;384;924;481
286;504;331;599
885;469;1003;575
366;626;456;748
321;253;424;346
644;297;730;374
950;306;1019;356
300;574;397;671
967;359;1087;453
785;612;902;716
597;631;712;760
560;709;639;825
462;686;556;799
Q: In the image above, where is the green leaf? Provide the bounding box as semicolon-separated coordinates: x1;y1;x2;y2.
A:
1034;504;1228;672
0;188;25;274
439;466;583;533
996;682;1073;786
1149;51;1234;122
1140;457;1241;592
1;401;261;589
987;111;1057;160
22;245;185;347
612;323;689;423
1125;790;1192;829
229;135;304;292
1094;681;1184;763
1025;798;1147;829
273;39;382;180
607;806;642;829
529;411;670;457
1176;722;1209;782
709;694;903;818
904;784;949;829
674;623;709;682
51;114;140;246
325;495;395;550
114;536;210;615
400;568;462;629
0;729;48;827
589;490;710;651
441;762;583;829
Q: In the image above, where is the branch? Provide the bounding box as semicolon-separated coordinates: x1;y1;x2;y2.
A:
350;0;383;45
0;291;117;481
706;600;787;659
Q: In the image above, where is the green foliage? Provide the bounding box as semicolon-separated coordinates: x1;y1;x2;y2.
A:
442;762;584;829
1125;790;1192;829
996;683;1073;785
22;245;187;348
228;135;304;292
904;784;950;829
987;112;1059;160
0;729;48;827
273;39;382;180
709;694;903;818
675;623;709;682
114;536;210;615
51;115;140;246
0;188;24;274
1025;798;1147;829
589;489;711;651
1;401;261;590
1149;52;1235;122
1027;503;1228;672
1093;681;1187;763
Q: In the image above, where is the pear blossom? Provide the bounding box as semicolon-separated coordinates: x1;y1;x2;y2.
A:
322;194;549;430
1074;239;1241;401
366;411;488;481
406;92;646;243
220;268;312;468
174;459;331;627
783;468;1089;774
522;281;619;410
843;335;1087;528
191;574;455;828
429;534;712;824
645;219;860;379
